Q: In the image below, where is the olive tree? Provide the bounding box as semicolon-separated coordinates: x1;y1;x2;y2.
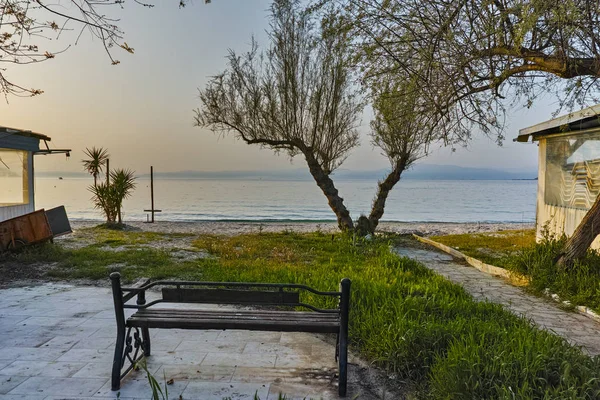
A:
195;0;363;231
342;0;600;261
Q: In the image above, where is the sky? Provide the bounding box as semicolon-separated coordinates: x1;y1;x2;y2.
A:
0;0;563;176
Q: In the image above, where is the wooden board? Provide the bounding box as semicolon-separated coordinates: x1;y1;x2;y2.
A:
162;288;300;305
0;209;52;251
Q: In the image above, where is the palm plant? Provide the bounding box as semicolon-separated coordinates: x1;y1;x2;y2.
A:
89;182;119;223
110;168;136;224
83;147;136;225
82;147;109;187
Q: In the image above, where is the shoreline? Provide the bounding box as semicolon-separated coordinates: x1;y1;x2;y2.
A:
67;219;534;237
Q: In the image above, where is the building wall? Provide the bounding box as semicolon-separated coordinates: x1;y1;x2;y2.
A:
536;138;600;249
0;151;35;222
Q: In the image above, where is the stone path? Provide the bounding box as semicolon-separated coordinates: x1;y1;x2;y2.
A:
395;246;600;356
0;284;366;400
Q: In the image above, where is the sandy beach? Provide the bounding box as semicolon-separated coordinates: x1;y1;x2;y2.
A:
68;219;535;237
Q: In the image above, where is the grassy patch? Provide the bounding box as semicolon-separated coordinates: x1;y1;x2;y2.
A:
82;226;193;247
507;236;600;315
430;229;536;268
5;229;600;398
4;242;203;281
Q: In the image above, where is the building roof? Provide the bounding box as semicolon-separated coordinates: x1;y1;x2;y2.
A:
516;104;600;143
0;126;51;142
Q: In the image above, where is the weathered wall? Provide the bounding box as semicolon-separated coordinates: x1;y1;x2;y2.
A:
0;151;35;223
536;139;600;249
0;204;35;223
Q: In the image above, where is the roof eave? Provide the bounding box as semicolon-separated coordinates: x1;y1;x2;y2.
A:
516;104;600;143
0;126;51;141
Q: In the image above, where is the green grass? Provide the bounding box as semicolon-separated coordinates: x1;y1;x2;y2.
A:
507;235;600;315
82;226;194;246
5;228;600;398
2;227;200;281
430;229;536;268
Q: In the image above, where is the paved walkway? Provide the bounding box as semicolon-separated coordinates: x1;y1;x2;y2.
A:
0;284;352;400
395;247;600;356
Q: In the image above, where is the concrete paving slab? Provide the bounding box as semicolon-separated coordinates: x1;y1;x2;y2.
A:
56;348;114;363
154;364;236;382
0;361;86;378
202;352;277;368
232;366;335;385
0;347;69;362
177;340;245;353
0;375;28;394
94;374;189;399
182;381;270;400
268;382;336;399
7;376;107;397
0;394;45;400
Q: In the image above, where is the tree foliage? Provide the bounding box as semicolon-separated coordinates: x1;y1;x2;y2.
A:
195;0;363;231
0;0;202;97
344;0;600;143
367;76;444;231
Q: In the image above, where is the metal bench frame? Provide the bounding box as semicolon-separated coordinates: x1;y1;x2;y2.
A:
109;272;351;396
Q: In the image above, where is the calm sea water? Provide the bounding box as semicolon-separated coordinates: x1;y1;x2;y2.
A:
34;178;537;223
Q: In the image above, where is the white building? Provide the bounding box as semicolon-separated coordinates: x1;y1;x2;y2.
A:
0;126;69;222
517;105;600;249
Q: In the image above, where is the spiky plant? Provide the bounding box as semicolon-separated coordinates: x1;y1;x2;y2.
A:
82;147;109;187
88;182;119;223
110;168;137;224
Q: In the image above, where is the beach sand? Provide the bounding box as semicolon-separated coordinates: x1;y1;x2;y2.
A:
69;219;534;237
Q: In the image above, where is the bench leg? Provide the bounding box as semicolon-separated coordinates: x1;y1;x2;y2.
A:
142;327;151;357
338;329;348;397
111;326;126;391
338;278;351;397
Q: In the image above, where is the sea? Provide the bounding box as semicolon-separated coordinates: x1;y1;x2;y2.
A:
34;177;537;224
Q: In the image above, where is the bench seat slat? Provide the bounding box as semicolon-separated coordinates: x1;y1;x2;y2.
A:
131;309;338;320
127;309;340;333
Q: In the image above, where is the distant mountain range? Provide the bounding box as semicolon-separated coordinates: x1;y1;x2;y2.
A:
37;164;537;181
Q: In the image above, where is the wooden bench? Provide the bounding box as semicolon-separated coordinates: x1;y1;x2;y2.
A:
109;272;352;396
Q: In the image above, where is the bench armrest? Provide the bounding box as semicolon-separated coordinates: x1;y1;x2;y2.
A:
122;277;151;303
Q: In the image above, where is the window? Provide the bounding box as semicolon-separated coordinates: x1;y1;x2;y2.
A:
0;149;29;206
545;133;600;209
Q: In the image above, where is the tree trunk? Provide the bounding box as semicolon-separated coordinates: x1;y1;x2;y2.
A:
556;194;600;267
368;158;407;232
303;151;354;231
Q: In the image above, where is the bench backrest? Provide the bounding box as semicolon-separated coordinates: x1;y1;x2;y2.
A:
110;273;348;314
162;287;300;306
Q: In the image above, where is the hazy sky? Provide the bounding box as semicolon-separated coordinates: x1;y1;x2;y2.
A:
0;0;565;176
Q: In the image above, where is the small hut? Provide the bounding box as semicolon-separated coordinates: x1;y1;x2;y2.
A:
517;104;600;249
0;126;70;222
